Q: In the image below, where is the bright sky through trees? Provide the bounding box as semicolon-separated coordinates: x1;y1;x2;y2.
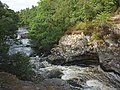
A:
1;0;39;11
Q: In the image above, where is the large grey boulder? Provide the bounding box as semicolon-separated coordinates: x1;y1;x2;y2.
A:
48;34;99;65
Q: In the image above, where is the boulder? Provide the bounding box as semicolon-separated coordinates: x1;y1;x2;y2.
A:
42;78;71;90
48;34;99;65
98;47;120;74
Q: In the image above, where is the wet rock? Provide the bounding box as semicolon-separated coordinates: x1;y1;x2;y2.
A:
61;66;118;90
42;78;71;90
103;72;120;89
95;23;120;87
46;29;120;90
48;34;99;65
98;47;120;75
47;29;120;89
86;80;116;90
47;69;63;79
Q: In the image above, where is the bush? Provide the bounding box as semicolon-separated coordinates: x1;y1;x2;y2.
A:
0;53;33;80
92;12;110;29
92;30;101;40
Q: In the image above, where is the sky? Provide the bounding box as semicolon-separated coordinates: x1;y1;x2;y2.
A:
1;0;39;11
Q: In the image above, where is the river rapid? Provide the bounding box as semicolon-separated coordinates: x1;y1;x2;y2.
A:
7;27;120;90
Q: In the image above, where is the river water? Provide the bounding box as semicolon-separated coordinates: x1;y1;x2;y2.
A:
7;27;119;90
8;27;33;56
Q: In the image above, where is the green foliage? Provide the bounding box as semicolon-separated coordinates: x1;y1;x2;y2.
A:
18;6;37;26
74;22;87;30
0;1;19;43
0;53;33;80
18;0;117;53
0;1;32;80
92;30;101;40
0;1;19;59
92;12;110;29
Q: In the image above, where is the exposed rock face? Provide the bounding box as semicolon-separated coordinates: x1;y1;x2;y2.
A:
112;24;120;35
96;46;120;89
98;47;120;74
48;34;99;66
48;22;120;73
97;16;120;75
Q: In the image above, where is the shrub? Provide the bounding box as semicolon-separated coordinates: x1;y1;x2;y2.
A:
92;12;110;29
92;30;101;40
0;53;33;80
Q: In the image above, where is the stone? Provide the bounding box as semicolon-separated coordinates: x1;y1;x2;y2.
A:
43;78;71;90
47;30;120;90
98;47;120;75
48;34;99;65
47;69;63;79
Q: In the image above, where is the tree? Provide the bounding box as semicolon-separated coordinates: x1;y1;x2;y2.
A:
18;6;37;26
0;53;33;80
18;0;117;54
0;1;33;80
0;1;19;57
0;1;18;56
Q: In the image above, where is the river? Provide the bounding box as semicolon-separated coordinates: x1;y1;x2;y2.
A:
7;27;120;90
8;27;33;56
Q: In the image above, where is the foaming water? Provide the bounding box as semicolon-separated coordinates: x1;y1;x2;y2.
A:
8;27;33;56
7;27;120;90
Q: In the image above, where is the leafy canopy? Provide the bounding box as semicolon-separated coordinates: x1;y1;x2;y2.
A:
18;0;117;53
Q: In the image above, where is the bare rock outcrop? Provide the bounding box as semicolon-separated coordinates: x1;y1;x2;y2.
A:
48;34;99;66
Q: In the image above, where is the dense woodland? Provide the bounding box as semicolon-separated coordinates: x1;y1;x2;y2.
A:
0;0;120;80
18;0;118;53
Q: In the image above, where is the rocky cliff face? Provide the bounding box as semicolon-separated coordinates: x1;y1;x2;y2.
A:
48;32;120;71
48;13;120;73
97;47;120;75
48;34;99;66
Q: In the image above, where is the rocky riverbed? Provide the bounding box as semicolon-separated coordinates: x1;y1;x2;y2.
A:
1;25;120;90
31;33;120;90
31;30;120;90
